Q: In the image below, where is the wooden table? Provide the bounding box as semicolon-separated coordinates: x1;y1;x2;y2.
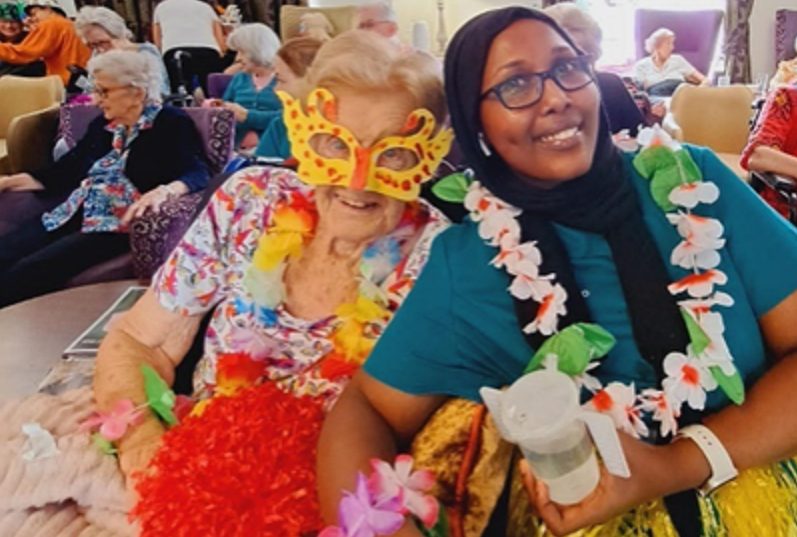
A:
0;280;142;399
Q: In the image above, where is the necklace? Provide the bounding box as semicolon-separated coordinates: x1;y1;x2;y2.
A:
462;126;745;438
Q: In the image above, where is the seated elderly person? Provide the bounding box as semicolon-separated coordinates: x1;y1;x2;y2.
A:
254;36;323;160
0;0;90;85
0;30;451;535
211;23;282;152
634;27;708;97
741;84;797;219
0;49;210;307
0;3;45;77
75;6;170;98
545;2;646;137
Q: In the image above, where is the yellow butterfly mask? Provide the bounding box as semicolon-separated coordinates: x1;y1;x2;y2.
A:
279;87;454;202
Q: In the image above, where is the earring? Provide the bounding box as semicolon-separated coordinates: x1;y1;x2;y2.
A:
478;132;492;157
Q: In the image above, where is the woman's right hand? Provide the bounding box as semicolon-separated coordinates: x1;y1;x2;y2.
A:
0;173;44;192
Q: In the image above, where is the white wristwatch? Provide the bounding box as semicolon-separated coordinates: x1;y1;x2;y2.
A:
676;424;738;496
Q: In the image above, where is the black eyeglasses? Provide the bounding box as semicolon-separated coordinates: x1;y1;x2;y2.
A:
481;56;595;110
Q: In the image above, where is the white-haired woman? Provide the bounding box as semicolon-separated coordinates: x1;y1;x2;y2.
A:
215;23;282;151
634;27;708;96
75;5;170;97
0;49;210;307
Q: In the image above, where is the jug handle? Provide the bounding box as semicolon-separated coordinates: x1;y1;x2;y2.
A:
579;410;631;478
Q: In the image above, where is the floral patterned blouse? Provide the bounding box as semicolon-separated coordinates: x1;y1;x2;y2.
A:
153;166;448;402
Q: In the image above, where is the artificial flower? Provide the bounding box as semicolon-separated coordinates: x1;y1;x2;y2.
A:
668;181;720;209
667;213;725;270
668;269;728;299
464;181;519;222
509;273;554;302
362;237;402;284
492;241;542;276
478;209;522;249
636;123;682;151
80;399;143;441
678;291;735;316
522;283;568;336
226;323;282;361
251;200;317;271
690;310;737;376
574;360;603;394
585;382;649;439
662;351;718;410
321;472;405;537
333;296;390;363
639;389;681;437
370;455;439;529
242;263;286;309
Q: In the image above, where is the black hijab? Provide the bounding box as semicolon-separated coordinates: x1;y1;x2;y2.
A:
445;8;699;534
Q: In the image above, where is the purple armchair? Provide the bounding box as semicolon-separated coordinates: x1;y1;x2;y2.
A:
634;9;724;77
207;73;234;99
776;10;797;64
0;104;235;288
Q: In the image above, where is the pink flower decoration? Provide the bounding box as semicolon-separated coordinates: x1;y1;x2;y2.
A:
80;399;143;441
370;454;439;529
321;472;405;537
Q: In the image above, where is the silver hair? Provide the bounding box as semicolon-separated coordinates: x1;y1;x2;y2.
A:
358;1;396;23
88;49;162;102
227;23;281;68
75;6;132;41
644;27;675;55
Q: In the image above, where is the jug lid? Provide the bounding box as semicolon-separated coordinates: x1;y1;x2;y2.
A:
502;369;580;440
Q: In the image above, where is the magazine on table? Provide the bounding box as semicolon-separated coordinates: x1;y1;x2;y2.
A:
61;285;147;359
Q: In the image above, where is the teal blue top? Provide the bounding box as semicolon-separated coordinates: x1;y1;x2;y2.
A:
365;146;797;410
222;72;281;145
254;115;290;160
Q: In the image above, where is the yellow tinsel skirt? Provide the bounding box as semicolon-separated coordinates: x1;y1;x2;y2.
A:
412;399;797;537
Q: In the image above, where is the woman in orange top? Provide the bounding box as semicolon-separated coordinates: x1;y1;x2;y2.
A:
0;0;89;84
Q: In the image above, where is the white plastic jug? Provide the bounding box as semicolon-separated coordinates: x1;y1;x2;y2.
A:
480;369;630;505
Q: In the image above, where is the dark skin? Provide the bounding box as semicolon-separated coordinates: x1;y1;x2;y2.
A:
318;18;797;537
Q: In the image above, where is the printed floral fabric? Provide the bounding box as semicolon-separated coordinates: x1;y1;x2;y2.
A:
42;103;162;233
153;166;447;402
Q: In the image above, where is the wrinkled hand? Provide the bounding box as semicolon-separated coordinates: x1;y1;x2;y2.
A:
0;173;44;192
122;186;172;226
519;433;697;536
223;102;248;122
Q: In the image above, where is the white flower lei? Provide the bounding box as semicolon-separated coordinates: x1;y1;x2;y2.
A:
465;126;743;439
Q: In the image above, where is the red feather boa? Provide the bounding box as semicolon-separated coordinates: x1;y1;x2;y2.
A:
131;383;326;536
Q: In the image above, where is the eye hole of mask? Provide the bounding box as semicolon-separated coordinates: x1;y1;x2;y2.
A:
309;133;351;160
375;147;420;171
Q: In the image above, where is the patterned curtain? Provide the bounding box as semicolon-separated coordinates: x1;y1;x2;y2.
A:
724;0;755;83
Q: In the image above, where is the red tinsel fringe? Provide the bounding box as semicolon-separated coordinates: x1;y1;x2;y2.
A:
131;383;326;536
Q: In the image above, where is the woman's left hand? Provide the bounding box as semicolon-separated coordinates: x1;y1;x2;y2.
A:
223;102;248;122
520;432;708;536
122;185;175;225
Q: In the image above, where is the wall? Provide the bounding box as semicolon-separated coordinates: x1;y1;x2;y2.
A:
749;0;794;78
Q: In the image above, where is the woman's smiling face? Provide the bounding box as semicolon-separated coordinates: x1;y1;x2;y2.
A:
479;18;600;186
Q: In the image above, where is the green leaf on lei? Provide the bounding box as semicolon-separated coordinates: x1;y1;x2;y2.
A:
710;365;745;405
431;172;471;203
419;502;449;537
141;364;177;426
524;323;616;376
634;146;703;212
679;308;711;355
632;145;677;179
92;433;117;455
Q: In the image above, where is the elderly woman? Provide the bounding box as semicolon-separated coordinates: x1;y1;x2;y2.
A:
544;2;646;137
8;29;447;534
0;0;89;84
0;49;209;307
741;85;797;219
254;36;323;160
318;7;797;537
634;27;708;96
75;6;170;97
213;23;282;151
0;3;45;77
